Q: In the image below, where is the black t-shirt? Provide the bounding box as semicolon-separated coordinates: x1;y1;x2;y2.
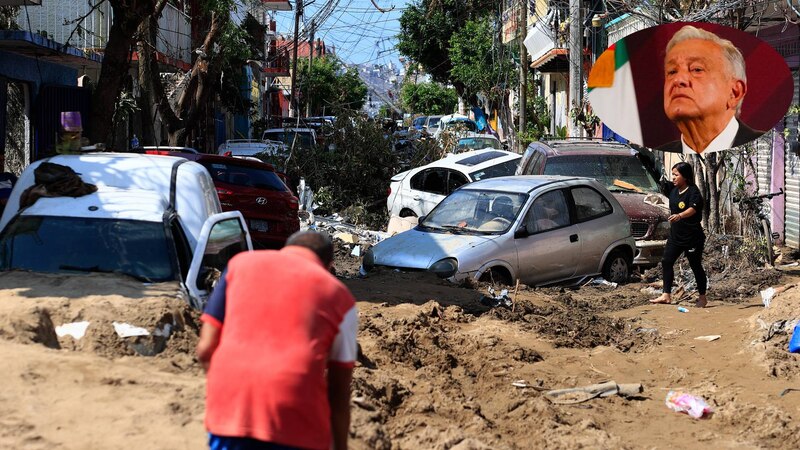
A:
669;185;705;247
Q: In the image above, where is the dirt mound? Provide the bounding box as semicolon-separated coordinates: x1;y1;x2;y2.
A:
747;285;800;378
0;272;201;359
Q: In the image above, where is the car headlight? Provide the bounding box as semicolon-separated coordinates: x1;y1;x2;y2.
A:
654;220;671;240
429;257;458;278
361;248;375;272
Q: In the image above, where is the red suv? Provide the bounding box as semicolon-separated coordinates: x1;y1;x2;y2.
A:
146;150;299;248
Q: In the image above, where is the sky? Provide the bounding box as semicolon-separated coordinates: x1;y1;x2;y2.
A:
268;0;409;68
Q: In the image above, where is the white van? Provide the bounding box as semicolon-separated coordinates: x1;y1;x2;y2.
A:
0;153;253;309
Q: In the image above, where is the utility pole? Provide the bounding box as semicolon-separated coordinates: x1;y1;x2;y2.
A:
518;0;527;154
568;0;582;138
290;0;303;118
306;20;315;117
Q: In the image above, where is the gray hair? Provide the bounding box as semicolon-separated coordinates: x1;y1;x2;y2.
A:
666;25;747;114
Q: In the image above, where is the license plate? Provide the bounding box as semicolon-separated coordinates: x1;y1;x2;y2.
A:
250;220;269;232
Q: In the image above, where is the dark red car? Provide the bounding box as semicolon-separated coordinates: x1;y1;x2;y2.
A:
145;150;299;248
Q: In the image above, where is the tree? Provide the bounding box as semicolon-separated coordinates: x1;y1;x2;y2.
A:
400;82;457;115
397;0;500;95
296;56;367;115
449;17;515;104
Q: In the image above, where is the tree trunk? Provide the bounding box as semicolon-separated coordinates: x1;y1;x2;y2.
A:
89;1;157;144
137;18;157;146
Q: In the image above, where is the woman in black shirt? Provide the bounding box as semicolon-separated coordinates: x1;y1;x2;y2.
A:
650;162;708;307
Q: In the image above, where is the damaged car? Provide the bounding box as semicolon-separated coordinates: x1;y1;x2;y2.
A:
364;176;636;286
516;140;669;267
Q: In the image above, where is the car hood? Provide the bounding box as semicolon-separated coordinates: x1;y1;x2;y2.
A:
372;228;497;269
611;191;669;222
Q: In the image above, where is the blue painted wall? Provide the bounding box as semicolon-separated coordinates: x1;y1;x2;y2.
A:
0;50;79;97
232;66;254;139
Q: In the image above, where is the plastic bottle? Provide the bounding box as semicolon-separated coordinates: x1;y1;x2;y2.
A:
789;322;800;353
130;134;139;149
677;306;689;313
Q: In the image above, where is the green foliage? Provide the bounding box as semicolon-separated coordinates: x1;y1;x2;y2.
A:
400;82;457;115
397;0;500;89
297;57;367;115
217;20;257;115
285;112;398;228
449;17;514;103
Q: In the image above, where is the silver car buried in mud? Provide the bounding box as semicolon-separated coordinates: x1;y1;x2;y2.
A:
362;176;636;286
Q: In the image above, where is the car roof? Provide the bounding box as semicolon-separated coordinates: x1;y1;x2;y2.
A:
422;149;520;171
21;186;168;222
532;140;637;157
263;127;315;133
147;151;277;171
462;175;591;194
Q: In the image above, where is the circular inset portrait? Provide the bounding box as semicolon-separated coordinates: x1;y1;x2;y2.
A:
586;22;793;154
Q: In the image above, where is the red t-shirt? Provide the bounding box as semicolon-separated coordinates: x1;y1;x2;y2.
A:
201;246;357;449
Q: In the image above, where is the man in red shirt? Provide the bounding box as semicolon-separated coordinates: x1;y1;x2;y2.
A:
196;231;357;450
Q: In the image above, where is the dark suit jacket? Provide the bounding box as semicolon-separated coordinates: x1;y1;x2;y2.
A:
657;119;766;153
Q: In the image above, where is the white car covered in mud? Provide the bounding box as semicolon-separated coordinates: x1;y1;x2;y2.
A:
367;176;635;286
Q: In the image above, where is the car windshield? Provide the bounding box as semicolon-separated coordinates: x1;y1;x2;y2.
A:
0;216;175;282
470;158;521;181
444;120;477;132
420;189;527;234
427;117;441;128
263;131;315;148
456;137;501;151
544;154;660;193
202;162;289;191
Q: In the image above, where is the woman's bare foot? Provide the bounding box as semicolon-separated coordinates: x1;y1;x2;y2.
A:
650;294;672;304
695;295;708;308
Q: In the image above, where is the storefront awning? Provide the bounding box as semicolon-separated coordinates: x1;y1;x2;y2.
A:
530;48;568;72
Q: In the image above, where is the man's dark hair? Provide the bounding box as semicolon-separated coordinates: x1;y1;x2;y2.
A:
672;161;695;186
286;230;334;266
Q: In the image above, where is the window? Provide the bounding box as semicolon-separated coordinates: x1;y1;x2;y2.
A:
527;190;570;233
197;218;249;289
0;216;176;282
203;162;289;192
410;169;447;194
470;159;521;181
571;186;612;222
543;154;660;193
456;151;507;166
447;171;469;193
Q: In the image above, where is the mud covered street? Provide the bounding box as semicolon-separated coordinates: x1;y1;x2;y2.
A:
0;241;799;449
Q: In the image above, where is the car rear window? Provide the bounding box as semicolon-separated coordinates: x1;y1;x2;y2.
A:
457;151;509;166
544;155;659;192
470;158;521;181
203;162;289;192
262;131;315;148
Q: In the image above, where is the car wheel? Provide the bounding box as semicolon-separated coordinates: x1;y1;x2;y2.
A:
399;209;418;218
479;267;512;286
602;250;630;284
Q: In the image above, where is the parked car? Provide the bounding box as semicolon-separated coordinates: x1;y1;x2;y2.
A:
142;145;199;154
516;140;669;267
423;115;443;135
453;136;502;153
411;115;428;131
145;151;300;249
0;153;253;310
387;149;522;218
433;114;478;140
261;128;317;149
364;176;635;286
217;139;288;158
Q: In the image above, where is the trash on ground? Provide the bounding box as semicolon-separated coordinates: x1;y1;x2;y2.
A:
112;322;150;338
479;287;512;308
790;322;800;353
334;232;359;244
640;286;661;296
779;388;800;397
665;391;713;419
387;215;418;235
761;287;776;308
678;307;689;313
350;245;361;257
544;381;644;404
512;380;549;391
591;277;617;288
757;319;794;342
55;321;91;339
694;335;721;342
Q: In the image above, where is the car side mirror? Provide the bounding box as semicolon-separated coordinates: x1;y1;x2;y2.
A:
514;226;530;239
660;177;673;196
417;215;426;224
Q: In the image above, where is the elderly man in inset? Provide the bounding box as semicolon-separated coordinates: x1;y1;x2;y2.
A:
658;25;764;154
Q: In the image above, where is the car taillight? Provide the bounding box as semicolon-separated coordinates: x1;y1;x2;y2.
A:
387;186;392;196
